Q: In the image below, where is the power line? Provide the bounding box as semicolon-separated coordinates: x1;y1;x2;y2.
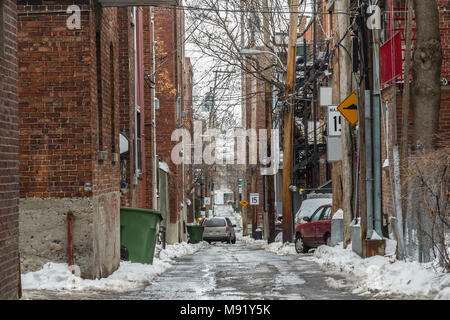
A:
152;4;354;15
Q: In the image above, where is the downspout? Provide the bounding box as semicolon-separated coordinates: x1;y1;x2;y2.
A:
365;89;374;239
133;7;139;179
152;7;158;210
372;24;383;238
138;8;146;209
67;211;74;274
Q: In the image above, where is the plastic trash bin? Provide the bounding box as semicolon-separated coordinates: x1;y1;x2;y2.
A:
120;207;162;264
187;224;204;244
253;229;263;240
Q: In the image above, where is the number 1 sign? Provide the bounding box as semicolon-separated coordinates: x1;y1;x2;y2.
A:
328;106;342;137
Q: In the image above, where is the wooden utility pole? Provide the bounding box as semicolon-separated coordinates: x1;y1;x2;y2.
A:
240;0;248;236
399;0;414;242
336;0;354;248
263;0;275;242
282;0;299;243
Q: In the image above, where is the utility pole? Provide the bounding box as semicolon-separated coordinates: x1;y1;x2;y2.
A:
282;0;299;243
240;0;248;236
263;0;276;242
336;0;354;248
312;0;319;188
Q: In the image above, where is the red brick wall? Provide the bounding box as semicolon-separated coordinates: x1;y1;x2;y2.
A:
143;6;155;210
17;1;120;198
154;6;184;224
379;0;450;220
0;0;21;300
118;7;147;209
90;4;120;197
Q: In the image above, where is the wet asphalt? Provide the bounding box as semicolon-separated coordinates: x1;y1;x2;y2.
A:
23;206;368;300
118;241;363;300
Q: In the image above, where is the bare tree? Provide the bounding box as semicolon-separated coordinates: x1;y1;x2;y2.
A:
411;0;442;151
186;0;302;92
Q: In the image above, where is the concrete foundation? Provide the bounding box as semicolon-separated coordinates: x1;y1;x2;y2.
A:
166;220;180;245
19;192;120;279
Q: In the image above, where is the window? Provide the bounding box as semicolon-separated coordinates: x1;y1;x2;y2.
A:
310;208;324;222
320;207;332;221
96;32;103;151
176;96;181;121
203;218;226;227
110;44;116;154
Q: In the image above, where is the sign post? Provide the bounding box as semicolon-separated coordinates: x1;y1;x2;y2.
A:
250;193;259;206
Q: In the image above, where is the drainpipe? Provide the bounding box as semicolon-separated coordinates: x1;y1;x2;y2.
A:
133;7;139;179
365;89;374;239
372;27;383;238
152;7;158;210
67;211;74;274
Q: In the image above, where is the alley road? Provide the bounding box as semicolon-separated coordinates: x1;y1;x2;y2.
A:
23;206;365;300
118;242;361;300
117;205;362;300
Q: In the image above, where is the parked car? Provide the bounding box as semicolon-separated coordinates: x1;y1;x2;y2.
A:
202;217;236;244
294;205;332;253
294;197;332;228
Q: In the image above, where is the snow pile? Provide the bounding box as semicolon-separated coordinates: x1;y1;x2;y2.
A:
21;241;209;293
157;241;210;261
313;244;450;299
239;235;297;256
332;209;343;220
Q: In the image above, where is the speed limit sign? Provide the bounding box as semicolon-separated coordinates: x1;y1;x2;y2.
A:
250;193;259;205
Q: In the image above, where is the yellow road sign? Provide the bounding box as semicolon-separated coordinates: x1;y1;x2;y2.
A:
337;92;358;126
240;200;248;207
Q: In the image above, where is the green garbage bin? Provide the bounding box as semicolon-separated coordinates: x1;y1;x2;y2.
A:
120;207;162;264
187;225;204;244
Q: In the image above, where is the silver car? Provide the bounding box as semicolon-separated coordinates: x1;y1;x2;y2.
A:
202;217;236;244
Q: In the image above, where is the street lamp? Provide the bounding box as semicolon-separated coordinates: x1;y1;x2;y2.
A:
239;48;286;72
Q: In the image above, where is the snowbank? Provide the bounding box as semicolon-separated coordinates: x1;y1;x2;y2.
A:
313;244;450;299
239;235;297;255
21;241;209;293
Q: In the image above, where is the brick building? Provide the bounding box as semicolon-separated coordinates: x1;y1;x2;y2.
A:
17;1;122;279
0;0;21;299
378;0;450;224
151;5;189;243
118;6;148;209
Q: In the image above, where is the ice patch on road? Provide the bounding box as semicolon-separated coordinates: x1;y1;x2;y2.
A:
238;235;297;255
21;241;210;293
313;244;450;299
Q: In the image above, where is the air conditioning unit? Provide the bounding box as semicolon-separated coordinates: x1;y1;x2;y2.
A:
98;151;107;161
112;152;119;163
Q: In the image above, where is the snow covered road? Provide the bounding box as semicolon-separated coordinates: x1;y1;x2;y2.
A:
117;241;362;300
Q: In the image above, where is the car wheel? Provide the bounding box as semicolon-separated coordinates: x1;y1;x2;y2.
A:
325;234;332;247
295;235;308;254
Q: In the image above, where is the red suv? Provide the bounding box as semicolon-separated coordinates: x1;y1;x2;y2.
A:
295;205;332;253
